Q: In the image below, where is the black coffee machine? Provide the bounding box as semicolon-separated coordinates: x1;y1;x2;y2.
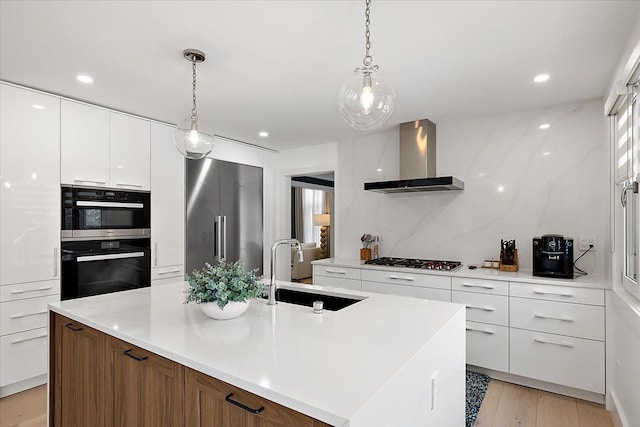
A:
532;235;574;279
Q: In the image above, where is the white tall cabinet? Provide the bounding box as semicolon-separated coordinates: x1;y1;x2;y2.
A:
110;112;151;190
0;83;61;396
150;122;185;283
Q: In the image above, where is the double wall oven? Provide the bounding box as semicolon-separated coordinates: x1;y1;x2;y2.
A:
61;186;151;300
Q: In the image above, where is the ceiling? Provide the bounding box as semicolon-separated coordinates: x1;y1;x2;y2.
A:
1;1;639;151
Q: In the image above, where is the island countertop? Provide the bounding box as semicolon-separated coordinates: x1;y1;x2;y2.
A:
48;281;465;426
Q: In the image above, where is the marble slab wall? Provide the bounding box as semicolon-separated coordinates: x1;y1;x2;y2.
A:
336;98;608;274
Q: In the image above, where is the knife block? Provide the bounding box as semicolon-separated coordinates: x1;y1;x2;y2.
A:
499;249;518;272
360;248;372;261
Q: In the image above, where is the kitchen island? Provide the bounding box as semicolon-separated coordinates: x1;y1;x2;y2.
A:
48;280;466;427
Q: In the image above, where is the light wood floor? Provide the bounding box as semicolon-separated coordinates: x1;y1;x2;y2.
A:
0;380;614;427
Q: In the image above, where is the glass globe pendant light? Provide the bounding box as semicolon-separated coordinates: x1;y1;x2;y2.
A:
339;0;395;131
175;49;215;159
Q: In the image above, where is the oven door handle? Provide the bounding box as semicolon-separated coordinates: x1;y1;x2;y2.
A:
76;252;146;263
76;201;144;209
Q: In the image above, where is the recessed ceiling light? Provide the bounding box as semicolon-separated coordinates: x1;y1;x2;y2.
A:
77;75;94;84
376;168;383;172
32;104;45;110
533;74;550;83
539;123;550;130
543;151;551;156
259;131;269;137
497;186;505;192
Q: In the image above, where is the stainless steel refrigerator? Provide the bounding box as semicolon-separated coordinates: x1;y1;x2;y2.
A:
186;158;263;275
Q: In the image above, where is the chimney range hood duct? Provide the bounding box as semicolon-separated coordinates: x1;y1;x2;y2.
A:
364;119;464;193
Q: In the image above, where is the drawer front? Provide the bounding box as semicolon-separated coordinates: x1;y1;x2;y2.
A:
0;327;48;387
510;297;604;341
152;264;184;281
510;282;604;306
362;281;451;302
0;279;60;302
465;321;509;372
0;295;59;335
452;291;508;326
362;269;451;290
313;275;361;291
510;328;604;393
452;277;508;295
313;265;361;280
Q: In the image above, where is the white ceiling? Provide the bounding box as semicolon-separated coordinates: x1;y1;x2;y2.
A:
1;1;638;151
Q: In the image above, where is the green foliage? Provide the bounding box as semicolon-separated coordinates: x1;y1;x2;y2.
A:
184;261;264;309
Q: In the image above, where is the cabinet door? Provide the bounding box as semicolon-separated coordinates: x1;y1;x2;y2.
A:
150;122;184;269
109;336;184;427
60;100;110;187
185;368;331;427
110;112;150;190
0;84;61;285
51;313;107;427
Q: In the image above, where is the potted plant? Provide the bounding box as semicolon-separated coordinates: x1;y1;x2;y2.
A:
184;261;264;320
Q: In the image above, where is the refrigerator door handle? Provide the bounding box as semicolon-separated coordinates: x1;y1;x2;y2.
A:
214;216;223;262
221;215;227;262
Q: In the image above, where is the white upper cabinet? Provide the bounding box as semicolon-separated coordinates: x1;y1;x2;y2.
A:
150;122;184;271
110;112;151;190
60;100;110;187
0;84;61;285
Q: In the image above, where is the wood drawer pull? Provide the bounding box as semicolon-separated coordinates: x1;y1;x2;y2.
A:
325;269;347;275
534;337;575;348
466;305;495;312
11;310;47;319
124;349;148;361
533;289;574;297
534;313;575;322
10;286;53;294
225;393;265;414
65;323;83;332
389;275;415;281
11;333;48;344
465;326;495;335
462;282;495;289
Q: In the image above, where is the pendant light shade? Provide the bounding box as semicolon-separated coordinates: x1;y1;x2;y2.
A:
175;49;214;160
339;0;395;131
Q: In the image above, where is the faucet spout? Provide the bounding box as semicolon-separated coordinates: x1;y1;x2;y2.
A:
268;239;302;306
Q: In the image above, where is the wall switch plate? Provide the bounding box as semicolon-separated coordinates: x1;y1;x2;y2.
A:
578;235;597;251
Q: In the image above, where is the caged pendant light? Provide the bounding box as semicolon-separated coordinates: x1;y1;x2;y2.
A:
175;49;215;160
338;0;395;131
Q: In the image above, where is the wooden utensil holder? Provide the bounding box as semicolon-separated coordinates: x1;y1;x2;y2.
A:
360;248;372;261
499;249;518;272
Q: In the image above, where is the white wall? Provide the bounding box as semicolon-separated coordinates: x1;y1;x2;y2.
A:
336;99;608;275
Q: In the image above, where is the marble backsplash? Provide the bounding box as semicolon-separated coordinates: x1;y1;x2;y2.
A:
335;98;608;275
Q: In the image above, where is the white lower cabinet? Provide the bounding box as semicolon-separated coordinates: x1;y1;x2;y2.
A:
0;295;58;335
313;265;362;291
510;328;605;394
452;290;508;326
465;321;509;372
314;275;362;291
152;265;185;281
362;280;451;302
0;327;49;388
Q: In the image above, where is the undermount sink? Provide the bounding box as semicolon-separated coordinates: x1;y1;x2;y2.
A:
269;288;365;311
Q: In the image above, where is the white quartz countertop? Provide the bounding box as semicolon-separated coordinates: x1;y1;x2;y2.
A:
312;258;609;289
48;281;464;426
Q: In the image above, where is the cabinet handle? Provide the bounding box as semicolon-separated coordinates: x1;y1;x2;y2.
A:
11;333;48;344
533;289;574;297
154;243;158;266
534;337;575;348
73;179;106;185
53;247;58;277
10;310;48;319
325;269;347;275
116;183;144;188
389;275;415;281
534;313;575;322
124;349;148;361
157;269;181;275
65;323;83;332
10;286;53;294
462;282;495;289
466;305;495;312
465;326;495;335
225;393;265;414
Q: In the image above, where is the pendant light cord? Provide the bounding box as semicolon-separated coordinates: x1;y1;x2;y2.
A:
191;60;198;121
363;0;372;66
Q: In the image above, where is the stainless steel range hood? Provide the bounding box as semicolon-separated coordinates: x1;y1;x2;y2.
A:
364;119;464;193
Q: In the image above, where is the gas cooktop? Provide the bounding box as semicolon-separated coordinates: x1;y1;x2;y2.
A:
364;257;462;271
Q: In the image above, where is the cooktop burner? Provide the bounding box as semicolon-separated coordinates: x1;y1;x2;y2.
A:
364;257;462;271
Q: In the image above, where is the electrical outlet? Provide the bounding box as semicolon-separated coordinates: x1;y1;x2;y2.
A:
578;235;597;251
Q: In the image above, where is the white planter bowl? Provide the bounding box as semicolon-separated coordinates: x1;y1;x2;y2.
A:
201;300;250;320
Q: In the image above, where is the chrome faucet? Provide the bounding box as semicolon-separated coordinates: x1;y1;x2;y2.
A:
268;239;304;306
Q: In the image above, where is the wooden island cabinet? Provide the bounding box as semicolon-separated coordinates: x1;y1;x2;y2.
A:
50;312;332;427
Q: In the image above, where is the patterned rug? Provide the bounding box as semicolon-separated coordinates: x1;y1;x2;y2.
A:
466;371;491;427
